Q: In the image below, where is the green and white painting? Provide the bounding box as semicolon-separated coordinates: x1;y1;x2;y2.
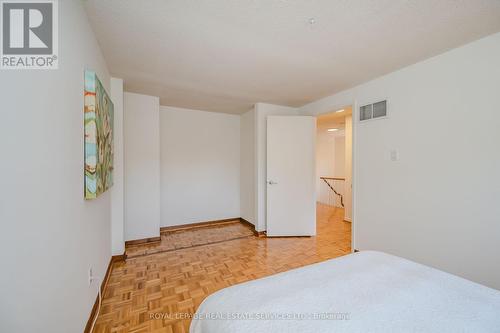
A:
84;70;114;199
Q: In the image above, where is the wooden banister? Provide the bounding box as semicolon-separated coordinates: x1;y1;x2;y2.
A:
320;177;345;207
320;176;345;181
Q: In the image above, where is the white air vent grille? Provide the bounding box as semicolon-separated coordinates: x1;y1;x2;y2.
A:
360;100;387;121
360;104;372;121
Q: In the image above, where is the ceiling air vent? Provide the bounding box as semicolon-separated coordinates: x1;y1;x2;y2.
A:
360;100;387;121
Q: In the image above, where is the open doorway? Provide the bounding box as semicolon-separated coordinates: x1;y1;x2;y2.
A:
316;107;353;250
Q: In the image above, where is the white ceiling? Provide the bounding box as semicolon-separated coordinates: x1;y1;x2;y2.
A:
317;107;352;132
84;0;500;114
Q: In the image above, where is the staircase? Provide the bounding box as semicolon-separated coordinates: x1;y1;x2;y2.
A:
320;177;345;207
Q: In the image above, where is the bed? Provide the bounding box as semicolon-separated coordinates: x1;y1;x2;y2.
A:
190;251;500;333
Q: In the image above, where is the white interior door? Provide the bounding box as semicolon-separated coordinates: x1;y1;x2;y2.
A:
266;116;316;236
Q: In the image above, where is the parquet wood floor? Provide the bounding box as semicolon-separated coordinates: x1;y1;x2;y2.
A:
93;204;351;333
126;221;255;258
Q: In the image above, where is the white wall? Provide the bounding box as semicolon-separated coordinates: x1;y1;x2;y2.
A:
0;1;111;332
343;116;352;222
300;32;500;290
240;108;257;225
316;129;336;179
316;131;335;204
316;132;345;206
123;93;161;240
255;103;299;231
110;78;125;255
335;137;346;177
160;106;240;226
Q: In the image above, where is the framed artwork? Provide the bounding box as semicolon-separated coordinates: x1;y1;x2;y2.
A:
84;70;114;199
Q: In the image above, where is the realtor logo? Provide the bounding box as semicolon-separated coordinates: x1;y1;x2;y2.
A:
1;0;58;69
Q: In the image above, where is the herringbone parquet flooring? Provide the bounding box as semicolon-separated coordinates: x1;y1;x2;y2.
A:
92;204;351;333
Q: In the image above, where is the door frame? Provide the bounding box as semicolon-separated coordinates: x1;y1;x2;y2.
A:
314;101;358;253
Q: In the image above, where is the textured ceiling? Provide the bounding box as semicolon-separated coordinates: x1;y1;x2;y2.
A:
84;0;500;114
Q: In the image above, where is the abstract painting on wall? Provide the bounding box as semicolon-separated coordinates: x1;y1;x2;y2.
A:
84;70;114;199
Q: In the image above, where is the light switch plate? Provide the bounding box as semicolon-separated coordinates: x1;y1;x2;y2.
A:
390;149;399;161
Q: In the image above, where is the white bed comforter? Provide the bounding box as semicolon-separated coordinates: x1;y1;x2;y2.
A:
190;251;500;333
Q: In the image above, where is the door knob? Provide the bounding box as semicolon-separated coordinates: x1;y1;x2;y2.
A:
267;180;278;185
